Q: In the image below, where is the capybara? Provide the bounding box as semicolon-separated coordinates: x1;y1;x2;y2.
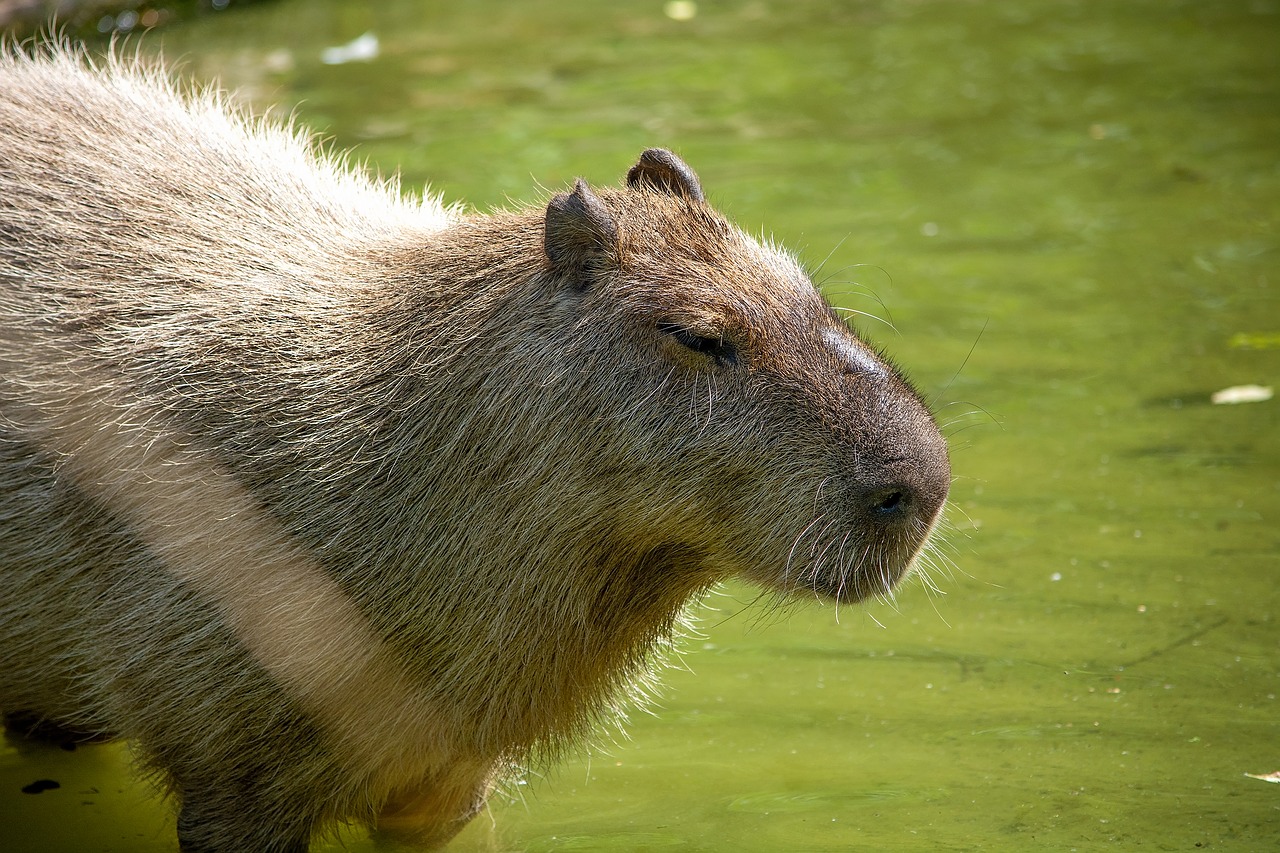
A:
0;45;950;852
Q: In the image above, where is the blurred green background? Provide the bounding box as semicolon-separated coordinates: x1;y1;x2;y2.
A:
1;1;1277;850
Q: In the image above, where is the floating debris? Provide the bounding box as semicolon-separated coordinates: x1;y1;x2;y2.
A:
1244;771;1280;783
1210;385;1273;405
321;32;379;66
665;1;698;20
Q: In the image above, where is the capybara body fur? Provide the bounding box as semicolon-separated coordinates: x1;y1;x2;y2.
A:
0;46;950;851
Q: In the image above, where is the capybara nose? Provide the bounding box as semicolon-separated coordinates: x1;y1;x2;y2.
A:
867;485;913;520
862;474;946;531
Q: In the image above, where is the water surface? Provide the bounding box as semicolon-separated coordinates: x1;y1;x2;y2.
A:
2;1;1276;850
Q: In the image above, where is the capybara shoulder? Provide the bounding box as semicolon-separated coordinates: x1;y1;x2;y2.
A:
0;45;949;851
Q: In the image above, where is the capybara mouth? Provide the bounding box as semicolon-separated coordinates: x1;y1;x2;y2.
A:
811;537;933;603
782;522;941;604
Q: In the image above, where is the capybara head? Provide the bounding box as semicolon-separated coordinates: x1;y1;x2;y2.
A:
496;148;951;606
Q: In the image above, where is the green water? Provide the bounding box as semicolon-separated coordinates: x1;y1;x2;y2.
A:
2;1;1277;850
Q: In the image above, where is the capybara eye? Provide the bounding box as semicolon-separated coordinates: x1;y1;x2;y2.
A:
657;322;738;366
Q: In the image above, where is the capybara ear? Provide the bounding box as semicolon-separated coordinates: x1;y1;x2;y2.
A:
626;148;704;202
544;178;619;280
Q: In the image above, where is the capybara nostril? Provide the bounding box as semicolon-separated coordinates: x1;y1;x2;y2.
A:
869;486;911;518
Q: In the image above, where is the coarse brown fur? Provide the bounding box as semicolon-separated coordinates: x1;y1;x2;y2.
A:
0;44;950;852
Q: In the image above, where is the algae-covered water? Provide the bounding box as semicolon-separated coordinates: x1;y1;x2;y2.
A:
2;1;1277;850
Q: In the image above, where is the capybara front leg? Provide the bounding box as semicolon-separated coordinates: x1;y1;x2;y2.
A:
373;771;493;850
177;790;312;853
